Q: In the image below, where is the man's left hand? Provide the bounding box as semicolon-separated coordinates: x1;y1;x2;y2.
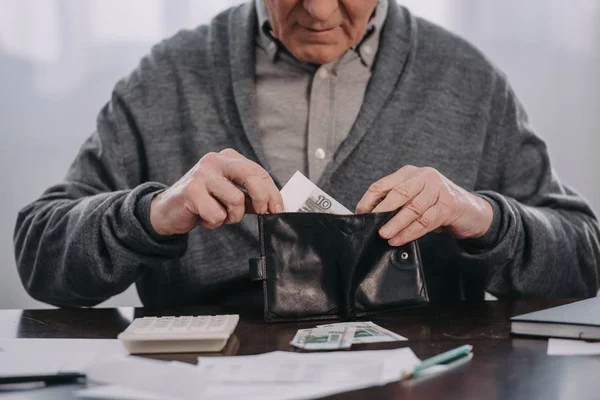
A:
356;166;494;246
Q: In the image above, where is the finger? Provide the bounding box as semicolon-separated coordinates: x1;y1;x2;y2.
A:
217;149;271;214
372;177;425;213
221;159;283;214
219;148;246;160
388;203;446;246
205;176;247;224
355;166;418;214
379;185;439;239
246;171;284;214
244;195;258;214
187;184;228;229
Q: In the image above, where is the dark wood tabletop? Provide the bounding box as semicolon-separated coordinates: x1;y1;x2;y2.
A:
1;299;597;400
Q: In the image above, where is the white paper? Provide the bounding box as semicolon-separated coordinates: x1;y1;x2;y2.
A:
0;352;61;377
199;357;383;384
0;339;127;378
0;338;127;356
197;348;421;400
78;348;421;400
198;348;421;383
317;321;408;344
280;171;352;214
82;355;205;400
76;384;169;400
547;338;600;355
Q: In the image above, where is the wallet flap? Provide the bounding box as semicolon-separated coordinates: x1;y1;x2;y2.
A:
249;257;267;281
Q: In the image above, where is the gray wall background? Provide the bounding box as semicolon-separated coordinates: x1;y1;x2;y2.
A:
1;0;599;310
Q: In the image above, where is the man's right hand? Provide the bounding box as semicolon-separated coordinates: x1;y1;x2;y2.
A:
149;148;283;236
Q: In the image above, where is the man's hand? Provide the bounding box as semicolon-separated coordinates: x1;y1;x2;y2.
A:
356;166;494;246
150;149;283;236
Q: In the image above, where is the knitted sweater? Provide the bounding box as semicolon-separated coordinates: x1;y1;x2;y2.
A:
14;2;600;308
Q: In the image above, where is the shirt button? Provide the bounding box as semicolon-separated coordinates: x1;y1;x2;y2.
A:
363;46;372;55
318;69;329;79
315;148;326;160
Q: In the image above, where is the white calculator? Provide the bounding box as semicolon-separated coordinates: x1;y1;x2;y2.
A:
117;314;239;354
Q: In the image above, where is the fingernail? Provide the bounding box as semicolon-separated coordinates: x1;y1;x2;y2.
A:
380;228;391;239
275;204;284;213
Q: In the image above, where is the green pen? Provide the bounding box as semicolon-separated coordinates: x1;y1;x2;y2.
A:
402;344;473;380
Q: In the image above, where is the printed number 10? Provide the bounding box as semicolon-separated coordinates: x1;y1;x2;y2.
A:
316;195;332;210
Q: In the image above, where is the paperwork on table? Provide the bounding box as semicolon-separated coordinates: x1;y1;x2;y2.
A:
0;339;127;378
75;347;422;400
547;338;600;356
0;335;466;400
0;338;126;355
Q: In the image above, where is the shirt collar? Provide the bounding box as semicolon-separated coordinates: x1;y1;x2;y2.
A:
255;0;388;68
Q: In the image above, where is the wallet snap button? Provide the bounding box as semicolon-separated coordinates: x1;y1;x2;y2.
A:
390;249;415;270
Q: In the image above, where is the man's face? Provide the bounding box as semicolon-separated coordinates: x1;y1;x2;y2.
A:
264;0;379;65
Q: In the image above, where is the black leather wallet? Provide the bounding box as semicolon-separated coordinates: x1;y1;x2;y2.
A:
249;211;429;322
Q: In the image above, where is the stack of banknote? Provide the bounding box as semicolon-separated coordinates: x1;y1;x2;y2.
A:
291;322;407;350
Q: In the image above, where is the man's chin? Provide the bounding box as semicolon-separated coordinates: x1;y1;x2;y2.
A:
291;45;346;65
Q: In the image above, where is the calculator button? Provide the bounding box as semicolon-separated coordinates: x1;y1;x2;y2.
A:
151;316;176;332
171;317;193;332
131;317;156;332
190;316;211;332
207;315;229;331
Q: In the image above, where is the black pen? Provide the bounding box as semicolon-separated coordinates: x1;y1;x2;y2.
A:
0;372;86;386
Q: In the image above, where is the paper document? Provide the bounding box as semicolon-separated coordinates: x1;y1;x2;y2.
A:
76;384;168;400
200;353;383;384
290;327;355;350
0;339;127;379
76;347;460;400
281;171;352;214
317;321;408;344
76;348;421;400
0;351;108;378
547;338;600;355
0;338;127;355
198;348;422;400
81;355;205;400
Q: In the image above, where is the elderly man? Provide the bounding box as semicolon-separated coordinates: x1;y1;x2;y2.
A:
14;0;600;308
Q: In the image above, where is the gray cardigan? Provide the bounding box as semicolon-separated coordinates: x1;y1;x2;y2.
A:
14;2;600;308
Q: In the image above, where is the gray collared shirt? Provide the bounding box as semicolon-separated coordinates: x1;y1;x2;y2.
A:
255;0;388;184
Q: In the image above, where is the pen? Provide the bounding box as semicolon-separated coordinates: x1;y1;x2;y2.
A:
402;344;473;380
0;372;86;386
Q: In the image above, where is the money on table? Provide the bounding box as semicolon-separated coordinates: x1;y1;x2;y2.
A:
290;327;356;350
317;322;408;344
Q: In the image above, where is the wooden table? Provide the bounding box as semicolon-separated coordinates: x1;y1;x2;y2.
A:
1;300;597;399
